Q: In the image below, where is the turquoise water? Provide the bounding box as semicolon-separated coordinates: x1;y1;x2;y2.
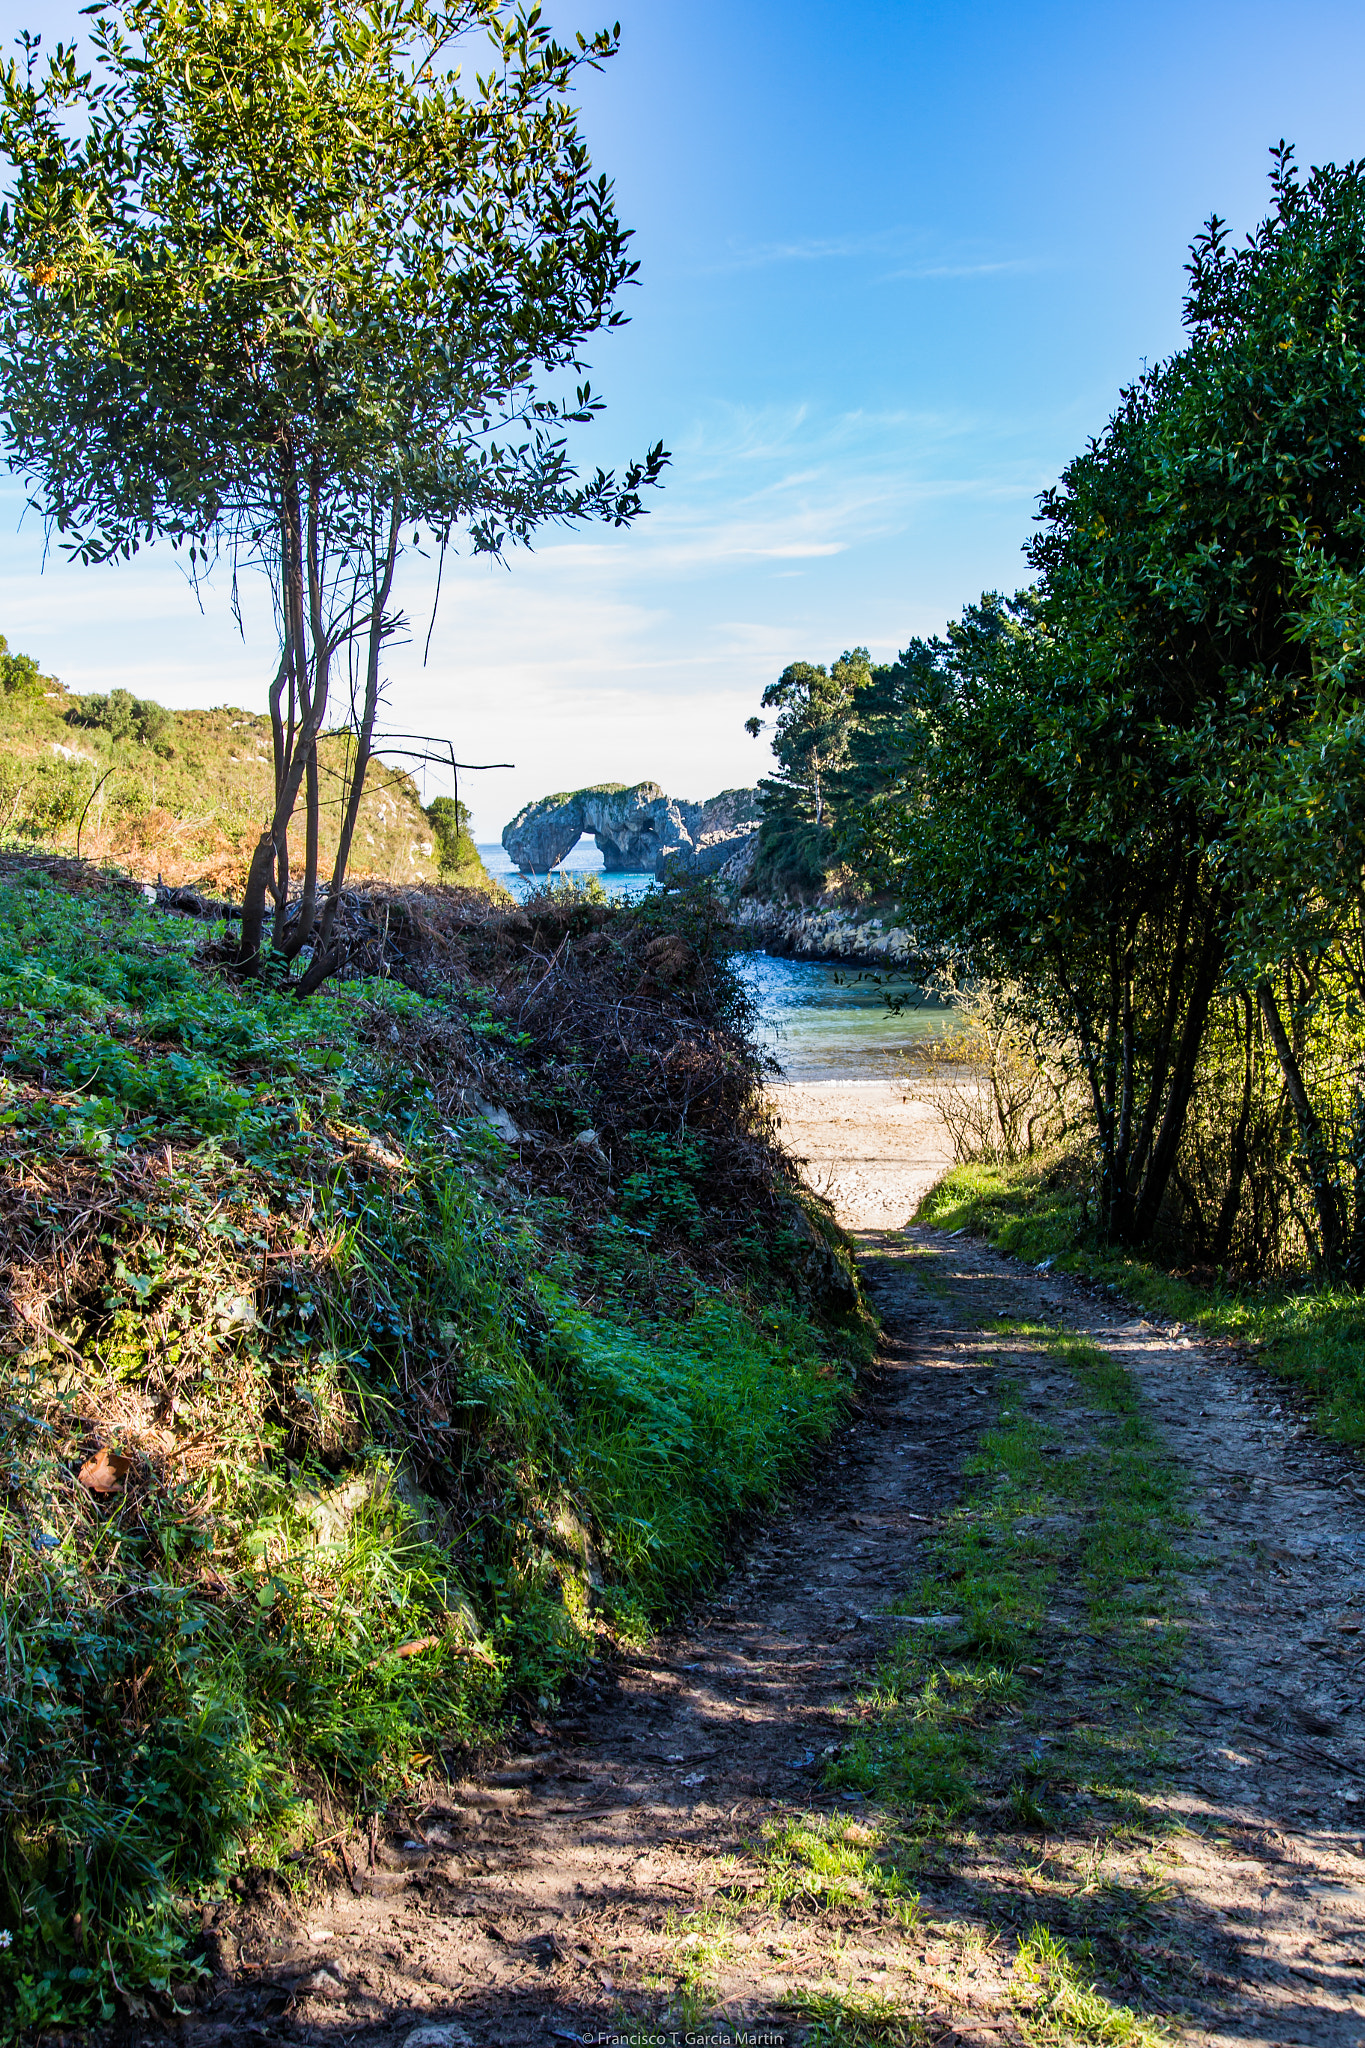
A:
478;840;655;905
738;953;953;1082
476;842;950;1082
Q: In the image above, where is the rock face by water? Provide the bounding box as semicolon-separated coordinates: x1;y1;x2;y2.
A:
731;897;937;970
502;781;760;878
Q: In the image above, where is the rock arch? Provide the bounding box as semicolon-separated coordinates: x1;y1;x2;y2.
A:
502;782;759;879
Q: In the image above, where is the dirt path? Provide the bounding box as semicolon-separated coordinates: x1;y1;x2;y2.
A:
183;1088;1365;2047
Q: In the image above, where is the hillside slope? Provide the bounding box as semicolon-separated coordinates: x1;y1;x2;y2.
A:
0;640;492;895
0;855;868;2032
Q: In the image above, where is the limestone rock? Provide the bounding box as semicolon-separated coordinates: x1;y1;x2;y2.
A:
730;897;938;970
502;781;759;879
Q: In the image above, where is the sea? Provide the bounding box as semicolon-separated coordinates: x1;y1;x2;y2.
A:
477;841;953;1085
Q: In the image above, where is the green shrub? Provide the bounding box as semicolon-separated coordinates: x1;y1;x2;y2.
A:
66;688;173;754
424;794;480;878
0;636;53;699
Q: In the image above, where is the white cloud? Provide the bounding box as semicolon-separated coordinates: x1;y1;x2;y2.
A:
695;229;1042;286
0;388;1050;839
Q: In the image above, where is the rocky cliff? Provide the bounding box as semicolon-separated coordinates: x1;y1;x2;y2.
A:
730;896;938;970
502;781;760;879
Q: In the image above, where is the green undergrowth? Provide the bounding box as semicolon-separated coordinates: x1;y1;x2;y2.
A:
919;1158;1365;1453
757;1813;920;1921
0;659;483;894
0;865;867;2031
790;1987;930;2047
1011;1924;1168;2047
833;1317;1187;1829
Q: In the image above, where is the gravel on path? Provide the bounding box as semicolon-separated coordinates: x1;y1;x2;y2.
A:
183;1150;1365;2047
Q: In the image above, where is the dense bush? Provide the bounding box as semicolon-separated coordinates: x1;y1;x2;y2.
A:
0;636;52;700
66;687;173;754
758;150;1365;1283
423;794;482;880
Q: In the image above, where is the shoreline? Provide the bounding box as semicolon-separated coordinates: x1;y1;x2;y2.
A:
768;1076;955;1232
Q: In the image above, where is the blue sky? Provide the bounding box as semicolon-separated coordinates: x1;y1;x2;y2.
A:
2;1;1365;836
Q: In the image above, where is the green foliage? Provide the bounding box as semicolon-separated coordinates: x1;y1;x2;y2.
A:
0;634;52;699
790;1990;929;2048
0;0;666;977
746;649;871;895
0;863;859;2022
1012;1923;1166;2046
811;151;1365;1270
562;1294;847;1610
67;688;172;754
424;795;479;880
0;677;477;891
617;1129;708;1242
758;1813;919;1918
0;754;86;840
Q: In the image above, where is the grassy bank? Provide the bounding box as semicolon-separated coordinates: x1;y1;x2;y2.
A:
919;1158;1365;1454
0;645;493;895
0;856;869;2031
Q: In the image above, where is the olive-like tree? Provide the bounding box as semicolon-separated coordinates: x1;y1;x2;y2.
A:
0;0;665;981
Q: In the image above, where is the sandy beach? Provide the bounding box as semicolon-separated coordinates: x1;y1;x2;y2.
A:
767;1077;956;1231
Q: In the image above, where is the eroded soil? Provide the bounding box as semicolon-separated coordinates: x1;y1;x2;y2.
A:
175;1212;1365;2048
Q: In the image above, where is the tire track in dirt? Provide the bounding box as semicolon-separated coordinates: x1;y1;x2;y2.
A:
185;1227;1365;2048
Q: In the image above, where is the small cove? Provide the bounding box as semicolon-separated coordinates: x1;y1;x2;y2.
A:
478;839;954;1083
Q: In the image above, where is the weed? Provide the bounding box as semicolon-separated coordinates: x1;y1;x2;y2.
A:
789;1986;930;2047
759;1813;920;1920
832;1317;1187;1828
0;863;866;2027
1012;1923;1168;2045
664;1900;739;2024
1010;1780;1058;1832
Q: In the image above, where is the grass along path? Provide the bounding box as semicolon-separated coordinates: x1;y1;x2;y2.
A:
180;1227;1365;2048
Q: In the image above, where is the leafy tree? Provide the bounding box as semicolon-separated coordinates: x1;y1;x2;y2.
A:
828;639;937;880
1025;145;1365;1263
849;149;1365;1260
424;794;476;878
68;688;173;753
745;648;870;892
0;633;50;698
859;587;1231;1246
0;0;665;984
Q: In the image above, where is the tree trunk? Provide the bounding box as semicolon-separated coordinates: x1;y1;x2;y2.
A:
1130;908;1225;1243
239;458;330;973
1211;991;1257;1265
1348;1072;1365;1290
280;743;320;960
309;499;402;972
1127;850;1197;1192
1259;974;1345;1275
239;831;278;965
